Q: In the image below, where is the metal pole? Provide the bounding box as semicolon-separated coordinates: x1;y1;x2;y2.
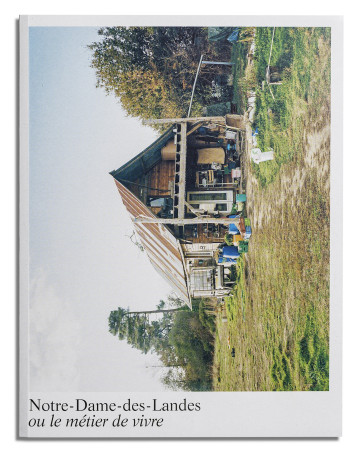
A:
202;60;234;66
187;54;204;117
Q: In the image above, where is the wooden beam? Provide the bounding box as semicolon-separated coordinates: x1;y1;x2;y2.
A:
187;122;203;137
143;116;225;125
226;126;243;132
140;157;147;173
184;200;204;216
176;240;190;294
134;216;234;226
177;122;187;220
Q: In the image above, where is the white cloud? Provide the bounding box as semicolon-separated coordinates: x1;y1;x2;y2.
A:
29;269;81;391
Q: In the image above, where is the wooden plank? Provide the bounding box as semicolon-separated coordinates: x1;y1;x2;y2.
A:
134;216;234;225
143;116;225;125
147;160;175;196
187;122;203;137
140;157;147;173
184;200;203;216
176;240;190;297
177;122;187;220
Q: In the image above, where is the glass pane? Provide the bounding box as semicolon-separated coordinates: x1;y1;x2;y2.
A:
149;197;166;207
189;192;227;201
191;269;213;291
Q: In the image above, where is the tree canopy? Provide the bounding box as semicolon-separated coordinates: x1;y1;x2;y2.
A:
88;27;232;127
108;298;215;390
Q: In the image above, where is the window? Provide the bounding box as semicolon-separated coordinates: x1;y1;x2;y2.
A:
149;197;166;207
190;269;214;291
186;190;233;213
189;192;227;201
216;203;229;211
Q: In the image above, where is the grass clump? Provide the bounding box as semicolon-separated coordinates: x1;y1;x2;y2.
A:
213;28;330;392
252;27;331;187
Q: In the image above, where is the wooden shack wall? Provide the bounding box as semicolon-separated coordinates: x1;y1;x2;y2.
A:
147;160;175;197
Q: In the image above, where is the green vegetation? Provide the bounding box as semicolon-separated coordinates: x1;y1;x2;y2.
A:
168;300;215;391
103;26;331;392
252;27;331;187
108;297;215;391
213;27;330;391
231;35;249;113
214;173;330;391
224;233;234;246
88;27;232;130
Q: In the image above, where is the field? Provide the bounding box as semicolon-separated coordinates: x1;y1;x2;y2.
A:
213;27;331;391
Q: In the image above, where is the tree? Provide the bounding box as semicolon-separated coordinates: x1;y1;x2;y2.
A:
108;297;215;391
88;26;233;127
108;298;186;354
168;309;214;381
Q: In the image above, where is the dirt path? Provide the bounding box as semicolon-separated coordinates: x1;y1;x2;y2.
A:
245;121;330;231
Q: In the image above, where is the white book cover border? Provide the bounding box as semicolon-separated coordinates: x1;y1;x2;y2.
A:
19;15;343;438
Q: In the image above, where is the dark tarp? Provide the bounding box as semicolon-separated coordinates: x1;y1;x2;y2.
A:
208;27;236;42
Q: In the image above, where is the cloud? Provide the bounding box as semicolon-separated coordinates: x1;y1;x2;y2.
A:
29;270;81;391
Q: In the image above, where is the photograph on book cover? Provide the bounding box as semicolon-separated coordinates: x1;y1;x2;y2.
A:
19;15;342;438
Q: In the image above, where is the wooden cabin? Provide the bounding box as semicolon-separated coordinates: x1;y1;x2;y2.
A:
110;116;246;307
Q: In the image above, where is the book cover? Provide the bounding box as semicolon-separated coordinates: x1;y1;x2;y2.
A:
19;15;343;438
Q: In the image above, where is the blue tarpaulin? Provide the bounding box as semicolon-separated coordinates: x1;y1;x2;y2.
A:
223;245;240;259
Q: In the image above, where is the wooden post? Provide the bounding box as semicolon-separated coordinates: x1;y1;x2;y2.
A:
177;122;187;220
143;116;225;125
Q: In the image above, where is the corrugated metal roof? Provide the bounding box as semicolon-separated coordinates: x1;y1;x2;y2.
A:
113;179;191;307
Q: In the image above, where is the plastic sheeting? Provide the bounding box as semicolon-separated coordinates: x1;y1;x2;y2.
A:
222;245;240;258
251;147;275;164
228;29;240;43
208;27;236;42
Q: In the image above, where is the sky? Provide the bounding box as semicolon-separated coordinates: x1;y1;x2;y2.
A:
29;27;174;392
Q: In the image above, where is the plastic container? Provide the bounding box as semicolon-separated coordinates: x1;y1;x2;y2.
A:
236;194;247;203
233;234;243;243
228;223;239;235
228;215;240;235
